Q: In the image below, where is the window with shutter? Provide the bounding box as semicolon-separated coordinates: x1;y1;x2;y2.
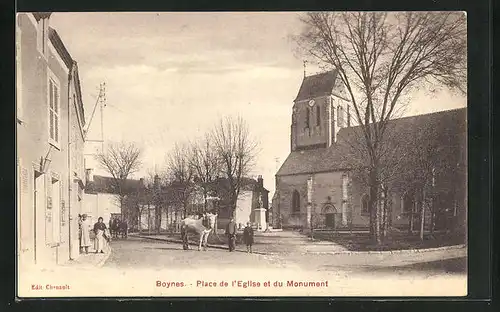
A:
47;70;60;148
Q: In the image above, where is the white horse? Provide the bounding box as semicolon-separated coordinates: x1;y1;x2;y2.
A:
180;213;217;251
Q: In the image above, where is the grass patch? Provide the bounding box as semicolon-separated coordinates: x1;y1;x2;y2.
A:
312;231;465;251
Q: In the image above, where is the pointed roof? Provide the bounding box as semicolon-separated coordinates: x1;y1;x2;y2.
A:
32;12;52;21
294;70;339;102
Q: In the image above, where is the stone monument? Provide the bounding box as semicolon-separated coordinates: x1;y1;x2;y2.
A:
254;193;266;231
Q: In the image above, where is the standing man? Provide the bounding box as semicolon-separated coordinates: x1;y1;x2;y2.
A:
226;217;237;252
243;222;254;253
80;214;91;254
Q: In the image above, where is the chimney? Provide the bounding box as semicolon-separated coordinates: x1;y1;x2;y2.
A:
139;178;145;186
85;168;94;182
257;175;263;189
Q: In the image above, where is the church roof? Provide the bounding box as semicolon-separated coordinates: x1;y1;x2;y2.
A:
294;70;339;102
276;107;467;176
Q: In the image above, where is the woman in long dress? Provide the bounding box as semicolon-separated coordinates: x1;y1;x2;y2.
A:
93;217;108;253
80;214;91;254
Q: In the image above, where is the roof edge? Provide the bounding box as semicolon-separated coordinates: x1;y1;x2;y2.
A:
48;27;74;69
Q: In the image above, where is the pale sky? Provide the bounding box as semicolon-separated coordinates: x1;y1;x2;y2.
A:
49;12;466;199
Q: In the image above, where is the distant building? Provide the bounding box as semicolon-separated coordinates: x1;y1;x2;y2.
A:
274;70;466;232
17;13;87;266
205;176;270;230
83;171;145;227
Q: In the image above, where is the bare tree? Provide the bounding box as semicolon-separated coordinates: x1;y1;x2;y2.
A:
189;134;221;213
397;114;464;240
142;169;167;233
124;186;151;234
294;12;466;244
210;116;258;215
166;142;196;219
95;141;143;220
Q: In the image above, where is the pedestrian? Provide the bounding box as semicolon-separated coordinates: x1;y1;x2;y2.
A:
93;217;108;254
243;222;254;253
225;217;237;252
80;214;91;254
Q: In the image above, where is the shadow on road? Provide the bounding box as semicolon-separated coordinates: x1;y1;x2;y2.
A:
143;246;183;251
339;257;467;275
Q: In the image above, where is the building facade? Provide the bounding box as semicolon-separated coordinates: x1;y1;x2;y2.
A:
17;13;87;267
274;70;467;232
84;171;146;227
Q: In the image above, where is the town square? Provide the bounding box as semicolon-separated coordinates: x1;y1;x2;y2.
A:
16;11;467;297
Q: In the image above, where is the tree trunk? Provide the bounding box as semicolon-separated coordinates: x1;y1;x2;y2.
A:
155;200;161;234
409;202;414;234
120;196;124;221
203;190;208;213
382;197;387;239
375;202;381;244
148;203;151;235
138;209;142;234
430;198;435;234
368;169;381;245
420;189;425;241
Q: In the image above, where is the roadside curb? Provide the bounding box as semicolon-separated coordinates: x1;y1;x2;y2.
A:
302;244;466;255
132;234;466;256
96;248;112;267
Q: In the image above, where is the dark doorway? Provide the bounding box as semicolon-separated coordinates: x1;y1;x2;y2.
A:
325;213;335;229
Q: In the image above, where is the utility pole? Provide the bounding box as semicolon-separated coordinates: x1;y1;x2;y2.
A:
84;82;106;172
99;82;106;152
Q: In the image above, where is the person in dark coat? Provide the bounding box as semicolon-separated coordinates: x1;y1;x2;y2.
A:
243;222;254;253
225;217;237;252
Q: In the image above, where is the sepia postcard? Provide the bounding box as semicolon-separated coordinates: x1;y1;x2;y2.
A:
16;11;467;298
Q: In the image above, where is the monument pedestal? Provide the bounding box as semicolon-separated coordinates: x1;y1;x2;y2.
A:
254;208;267;231
306;203;312;228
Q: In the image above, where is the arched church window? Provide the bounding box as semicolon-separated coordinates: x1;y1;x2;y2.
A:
361;194;369;215
305;107;310;128
292;190;300;213
316;105;321;126
337;105;344;127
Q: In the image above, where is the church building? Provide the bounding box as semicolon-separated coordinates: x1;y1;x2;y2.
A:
273;70;466;233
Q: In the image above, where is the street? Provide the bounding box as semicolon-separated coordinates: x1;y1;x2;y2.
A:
18;236;467;297
104;237;467;278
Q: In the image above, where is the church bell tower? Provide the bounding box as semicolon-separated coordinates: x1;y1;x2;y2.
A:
291;69;350;152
